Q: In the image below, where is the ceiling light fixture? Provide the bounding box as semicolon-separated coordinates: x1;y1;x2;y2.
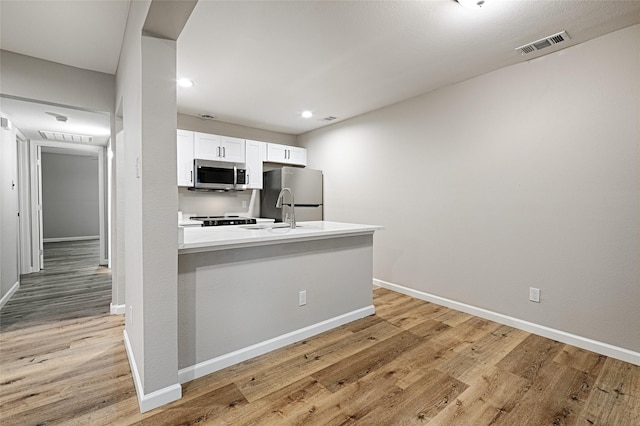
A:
177;78;194;88
456;0;485;9
301;110;313;118
45;111;69;122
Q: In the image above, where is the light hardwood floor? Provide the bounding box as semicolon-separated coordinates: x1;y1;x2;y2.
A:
1;240;639;425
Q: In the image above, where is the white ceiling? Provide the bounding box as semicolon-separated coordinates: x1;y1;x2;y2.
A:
0;96;111;145
0;0;129;75
1;0;640;138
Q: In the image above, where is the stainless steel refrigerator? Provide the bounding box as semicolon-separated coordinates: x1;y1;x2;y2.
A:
261;167;323;222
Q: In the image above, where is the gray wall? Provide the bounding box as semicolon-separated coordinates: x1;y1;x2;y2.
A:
299;24;640;353
41;152;99;240
0;113;19;304
0;50;115;113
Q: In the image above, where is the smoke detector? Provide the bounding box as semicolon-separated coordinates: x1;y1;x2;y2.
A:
516;31;570;55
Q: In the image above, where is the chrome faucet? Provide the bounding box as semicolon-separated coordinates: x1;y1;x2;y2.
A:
275;187;296;229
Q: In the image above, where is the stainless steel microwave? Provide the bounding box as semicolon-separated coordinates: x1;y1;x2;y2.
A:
193;159;248;191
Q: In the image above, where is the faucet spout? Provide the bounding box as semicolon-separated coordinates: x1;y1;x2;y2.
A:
275;187;296;229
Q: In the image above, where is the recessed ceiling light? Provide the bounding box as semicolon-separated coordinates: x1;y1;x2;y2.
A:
301;110;313;118
177;78;194;88
456;0;485;9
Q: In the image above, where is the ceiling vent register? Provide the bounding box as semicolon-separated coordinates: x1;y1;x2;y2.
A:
38;131;93;143
516;31;570;55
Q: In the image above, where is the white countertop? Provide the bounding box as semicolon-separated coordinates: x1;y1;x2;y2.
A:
178;221;383;253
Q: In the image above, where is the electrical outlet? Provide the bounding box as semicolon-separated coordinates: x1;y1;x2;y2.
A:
299;290;307;306
242;200;248;208
129;305;134;324
529;287;541;303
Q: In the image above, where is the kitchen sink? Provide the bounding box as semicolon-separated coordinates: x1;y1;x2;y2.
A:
239;223;318;231
240;223;291;230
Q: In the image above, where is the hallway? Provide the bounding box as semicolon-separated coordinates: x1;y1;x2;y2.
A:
0;239;111;331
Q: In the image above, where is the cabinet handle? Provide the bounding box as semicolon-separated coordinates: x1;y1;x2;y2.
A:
223;147;226;158
190;170;193;183
217;146;221;157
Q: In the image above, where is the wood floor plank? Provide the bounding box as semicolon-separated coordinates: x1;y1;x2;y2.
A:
554;344;607;377
311;330;422;393
495;333;565;381
435;325;529;384
579;357;640;425
2;242;639;424
276;365;403;425
428;366;531;425
213;377;332;425
498;360;595;425
235;318;403;402
138;382;249;426
356;368;468;424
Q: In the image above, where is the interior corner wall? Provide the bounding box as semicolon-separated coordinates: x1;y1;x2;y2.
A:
41;152;100;240
116;0;150;393
139;33;179;394
298;24;640;353
116;0;181;406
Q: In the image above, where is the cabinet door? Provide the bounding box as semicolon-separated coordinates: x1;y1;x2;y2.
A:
245;140;266;189
194;132;221;161
266;143;289;163
219;136;246;163
177;130;194;186
288;146;307;166
266;143;307;166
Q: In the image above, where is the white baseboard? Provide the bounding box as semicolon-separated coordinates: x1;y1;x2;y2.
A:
110;303;126;315
374;279;640;366
43;235;99;243
178;305;375;384
0;281;20;310
123;329;182;413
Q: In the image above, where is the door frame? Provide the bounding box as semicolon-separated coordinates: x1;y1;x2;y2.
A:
28;140;106;270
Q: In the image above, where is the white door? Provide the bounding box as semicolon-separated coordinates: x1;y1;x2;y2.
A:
36;146;44;268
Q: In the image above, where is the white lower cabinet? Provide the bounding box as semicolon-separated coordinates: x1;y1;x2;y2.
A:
245;140;266;189
177;129;194;187
266;143;307;166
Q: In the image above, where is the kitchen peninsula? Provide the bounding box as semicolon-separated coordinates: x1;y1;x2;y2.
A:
177;221;382;384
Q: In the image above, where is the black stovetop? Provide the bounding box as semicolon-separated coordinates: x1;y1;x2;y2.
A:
190;216;257;227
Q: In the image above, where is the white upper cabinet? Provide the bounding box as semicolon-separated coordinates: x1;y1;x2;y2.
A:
177;129;194;187
245;140;267;189
220;136;246;163
266;143;307;166
194;132;245;163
